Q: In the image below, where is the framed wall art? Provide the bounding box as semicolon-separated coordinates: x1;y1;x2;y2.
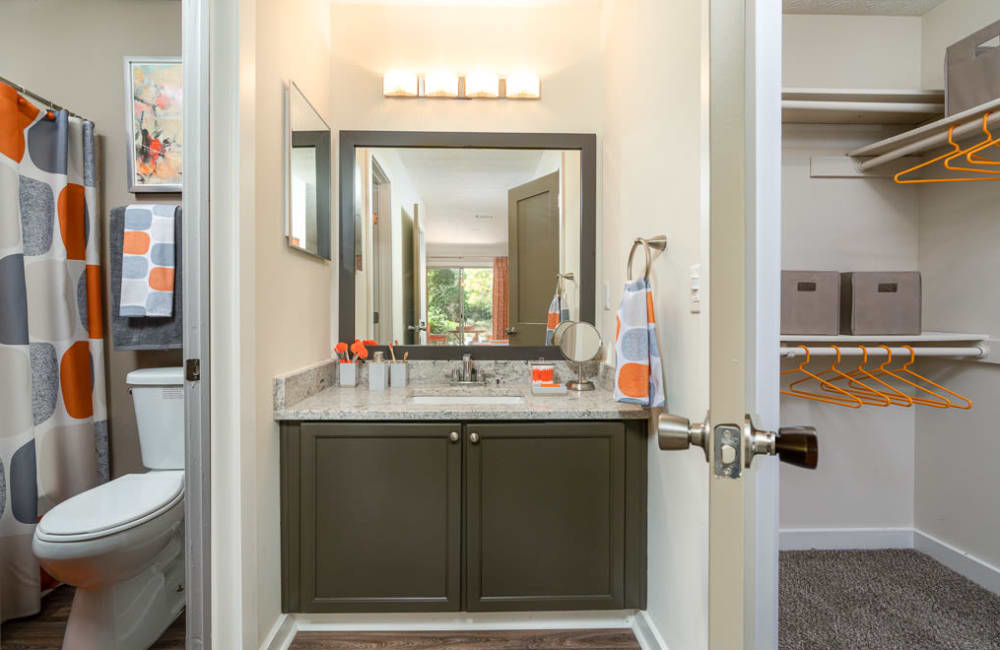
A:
124;56;182;192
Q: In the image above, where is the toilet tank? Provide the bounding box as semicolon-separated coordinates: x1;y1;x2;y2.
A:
127;367;185;470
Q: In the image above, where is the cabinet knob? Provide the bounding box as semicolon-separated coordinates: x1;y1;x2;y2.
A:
469;432;480;444
449;431;459;443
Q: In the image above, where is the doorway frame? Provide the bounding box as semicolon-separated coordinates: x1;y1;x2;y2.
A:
181;0;212;646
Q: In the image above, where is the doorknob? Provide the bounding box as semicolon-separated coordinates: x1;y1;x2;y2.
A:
504;327;518;336
657;412;709;460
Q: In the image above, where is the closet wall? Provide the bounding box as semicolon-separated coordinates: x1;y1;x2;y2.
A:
915;0;1000;578
780;14;923;539
782;4;1000;589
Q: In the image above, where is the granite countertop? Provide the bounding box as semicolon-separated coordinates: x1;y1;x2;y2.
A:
274;383;648;421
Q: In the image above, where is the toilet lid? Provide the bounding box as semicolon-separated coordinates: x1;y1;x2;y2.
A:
38;471;184;539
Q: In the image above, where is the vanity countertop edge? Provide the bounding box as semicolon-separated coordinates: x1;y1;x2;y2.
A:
274;384;648;421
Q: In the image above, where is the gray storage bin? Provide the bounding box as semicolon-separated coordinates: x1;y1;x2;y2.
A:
840;272;921;335
946;19;1000;116
781;271;840;336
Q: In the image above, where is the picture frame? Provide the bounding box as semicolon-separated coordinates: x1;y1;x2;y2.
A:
124;56;182;193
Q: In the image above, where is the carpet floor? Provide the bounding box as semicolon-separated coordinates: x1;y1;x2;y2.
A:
780;549;1000;650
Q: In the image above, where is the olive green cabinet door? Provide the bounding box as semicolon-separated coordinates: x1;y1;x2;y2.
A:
464;422;626;611
297;422;462;612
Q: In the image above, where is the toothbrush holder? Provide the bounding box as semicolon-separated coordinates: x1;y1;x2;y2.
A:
339;363;357;387
368;361;388;391
390;362;408;388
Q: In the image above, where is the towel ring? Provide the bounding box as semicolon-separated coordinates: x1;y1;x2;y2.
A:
627;235;667;282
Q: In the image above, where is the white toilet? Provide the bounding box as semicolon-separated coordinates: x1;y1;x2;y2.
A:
33;367;186;650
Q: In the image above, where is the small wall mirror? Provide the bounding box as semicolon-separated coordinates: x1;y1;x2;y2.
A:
285;81;331;259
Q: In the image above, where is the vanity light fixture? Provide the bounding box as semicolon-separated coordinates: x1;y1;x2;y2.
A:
382;69;541;100
424;71;460;98
505;72;541;99
382;70;418;97
465;71;500;99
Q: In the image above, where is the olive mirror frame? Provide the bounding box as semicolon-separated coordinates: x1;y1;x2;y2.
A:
339;131;597;360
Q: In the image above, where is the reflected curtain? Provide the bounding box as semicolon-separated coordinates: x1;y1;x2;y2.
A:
492;257;509;341
0;84;108;622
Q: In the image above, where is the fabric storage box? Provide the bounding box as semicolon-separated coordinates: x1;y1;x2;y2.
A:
781;271;841;335
840;272;921;335
946;19;1000;115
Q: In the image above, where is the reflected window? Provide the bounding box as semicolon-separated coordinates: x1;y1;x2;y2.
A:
427;267;495;345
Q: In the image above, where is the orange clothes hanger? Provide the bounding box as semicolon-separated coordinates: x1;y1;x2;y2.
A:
873;345;951;409
825;345;913;407
895;345;973;410
944;112;1000;175
815;345;891;407
895;123;1000;184
782;345;863;408
961;112;1000;167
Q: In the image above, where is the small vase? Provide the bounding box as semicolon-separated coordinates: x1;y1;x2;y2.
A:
339;363;357;387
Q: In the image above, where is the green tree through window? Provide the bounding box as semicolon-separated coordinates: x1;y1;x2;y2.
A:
427;267;493;344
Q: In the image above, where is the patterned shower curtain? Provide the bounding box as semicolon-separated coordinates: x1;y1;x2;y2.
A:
0;83;108;622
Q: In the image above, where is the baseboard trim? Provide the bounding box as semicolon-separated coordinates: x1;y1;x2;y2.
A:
630;610;668;650
780;527;914;550
294;610;636;632
914;530;1000;596
260;614;297;650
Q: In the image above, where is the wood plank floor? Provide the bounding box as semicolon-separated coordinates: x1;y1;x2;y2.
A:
289;629;641;649
1;586;185;649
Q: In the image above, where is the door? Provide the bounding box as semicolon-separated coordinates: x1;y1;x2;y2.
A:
372;158;392;342
401;207;415;343
464;422;625;611
294;422;462;612
412;205;427;344
655;0;800;648
508;171;559;345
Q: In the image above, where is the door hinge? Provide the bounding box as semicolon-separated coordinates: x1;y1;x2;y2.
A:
185;358;201;382
373;311;380;324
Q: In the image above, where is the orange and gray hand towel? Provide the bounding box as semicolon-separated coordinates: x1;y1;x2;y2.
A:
614;279;665;407
119;204;176;317
545;292;570;344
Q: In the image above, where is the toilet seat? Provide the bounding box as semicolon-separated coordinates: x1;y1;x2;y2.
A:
37;471;184;543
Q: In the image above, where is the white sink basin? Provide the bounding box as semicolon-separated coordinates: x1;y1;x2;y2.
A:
407;394;525;406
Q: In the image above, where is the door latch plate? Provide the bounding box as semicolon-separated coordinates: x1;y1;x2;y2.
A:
713;424;742;478
185;358;200;382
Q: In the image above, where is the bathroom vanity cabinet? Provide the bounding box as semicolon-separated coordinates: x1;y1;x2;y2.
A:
279;419;647;613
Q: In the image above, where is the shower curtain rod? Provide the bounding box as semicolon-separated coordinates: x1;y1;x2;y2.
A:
0;75;88;121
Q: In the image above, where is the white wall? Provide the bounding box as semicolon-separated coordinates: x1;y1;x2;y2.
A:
328;0;605;344
780;124;920;531
914;1;1000;569
253;0;334;645
783;15;923;89
916;181;1000;572
602;1;709;648
922;0;1000;90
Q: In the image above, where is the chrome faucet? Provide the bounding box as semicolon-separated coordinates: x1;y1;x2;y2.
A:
462;353;473;382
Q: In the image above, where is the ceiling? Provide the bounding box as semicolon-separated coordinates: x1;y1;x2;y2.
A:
784;0;946;15
387;148;546;249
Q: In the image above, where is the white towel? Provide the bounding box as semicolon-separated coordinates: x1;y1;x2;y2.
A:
119;204;176;317
613;279;665;407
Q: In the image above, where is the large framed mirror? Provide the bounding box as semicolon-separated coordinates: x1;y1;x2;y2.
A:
284;81;331;259
339;131;596;359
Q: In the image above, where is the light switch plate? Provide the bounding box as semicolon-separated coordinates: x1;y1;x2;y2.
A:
689;264;702;313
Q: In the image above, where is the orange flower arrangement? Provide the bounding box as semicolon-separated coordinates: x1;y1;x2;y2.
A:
350;339;369;363
334;342;349;363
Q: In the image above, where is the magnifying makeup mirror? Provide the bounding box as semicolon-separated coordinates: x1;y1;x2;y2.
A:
554;321;603;391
